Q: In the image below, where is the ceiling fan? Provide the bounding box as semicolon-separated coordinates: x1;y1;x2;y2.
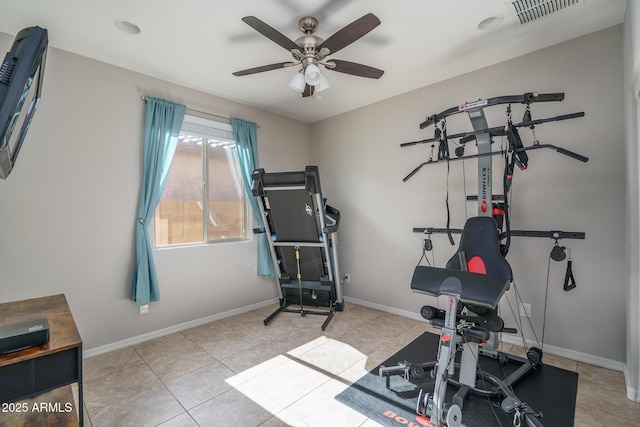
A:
232;13;384;97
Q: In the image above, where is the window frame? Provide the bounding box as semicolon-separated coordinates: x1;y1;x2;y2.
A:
154;114;250;248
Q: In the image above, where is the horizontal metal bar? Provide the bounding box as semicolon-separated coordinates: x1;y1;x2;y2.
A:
419;92;564;129
263;185;306;191
402;142;588;182
508;230;585;240
412;227;585;240
413;227;463;234
272;241;325;247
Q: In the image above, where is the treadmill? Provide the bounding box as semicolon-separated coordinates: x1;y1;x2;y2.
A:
252;166;343;330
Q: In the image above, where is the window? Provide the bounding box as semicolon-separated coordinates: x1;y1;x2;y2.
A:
154;115;247;246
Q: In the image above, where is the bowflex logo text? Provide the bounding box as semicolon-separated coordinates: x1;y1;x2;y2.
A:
382;410;429;427
481;166;489;213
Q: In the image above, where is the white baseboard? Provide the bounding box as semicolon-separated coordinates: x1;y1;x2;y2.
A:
624;366;640;402
85;295;636;401
344;296;627;373
83;298;278;359
345;296;424;321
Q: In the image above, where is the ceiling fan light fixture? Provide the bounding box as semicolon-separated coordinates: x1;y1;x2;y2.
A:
304;63;322;85
315;73;330;93
289;71;306;92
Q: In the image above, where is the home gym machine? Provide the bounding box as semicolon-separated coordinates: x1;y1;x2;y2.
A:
252;166;343;331
380;92;588;427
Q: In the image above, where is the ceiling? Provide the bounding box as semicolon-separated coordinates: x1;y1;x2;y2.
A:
0;0;627;123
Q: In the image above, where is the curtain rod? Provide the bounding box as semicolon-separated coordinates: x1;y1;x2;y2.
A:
140;96;260;127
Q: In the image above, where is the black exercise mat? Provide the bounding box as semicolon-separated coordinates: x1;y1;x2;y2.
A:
335;332;578;426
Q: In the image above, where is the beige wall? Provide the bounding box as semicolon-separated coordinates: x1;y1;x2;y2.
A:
0;33;311;350
311;26;626;364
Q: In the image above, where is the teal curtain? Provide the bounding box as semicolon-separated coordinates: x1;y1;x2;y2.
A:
231;117;275;278
132;97;186;306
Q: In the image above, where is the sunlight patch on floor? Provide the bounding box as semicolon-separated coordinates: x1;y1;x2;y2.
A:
225;336;373;426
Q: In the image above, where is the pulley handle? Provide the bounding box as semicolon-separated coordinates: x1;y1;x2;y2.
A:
555;147;589;163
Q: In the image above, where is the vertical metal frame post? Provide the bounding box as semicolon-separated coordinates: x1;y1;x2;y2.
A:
429;295;460;426
467;106;502;357
467;108;492;217
256;193;284;299
329;232;343;303
313;192;334;282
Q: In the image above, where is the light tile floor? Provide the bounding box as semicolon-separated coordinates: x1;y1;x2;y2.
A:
77;303;639;427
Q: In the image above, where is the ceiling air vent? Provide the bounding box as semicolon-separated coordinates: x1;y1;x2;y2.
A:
510;0;581;24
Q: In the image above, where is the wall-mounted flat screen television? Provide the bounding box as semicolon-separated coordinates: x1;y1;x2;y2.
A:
0;26;47;179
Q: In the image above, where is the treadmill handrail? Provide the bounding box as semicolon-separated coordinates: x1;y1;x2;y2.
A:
324;204;340;234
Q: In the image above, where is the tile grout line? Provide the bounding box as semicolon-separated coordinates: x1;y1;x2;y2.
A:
131;344;196;427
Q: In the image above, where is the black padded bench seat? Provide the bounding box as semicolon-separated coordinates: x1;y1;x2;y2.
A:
411;265;510;310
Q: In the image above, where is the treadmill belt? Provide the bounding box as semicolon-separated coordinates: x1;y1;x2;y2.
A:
267;190;320;242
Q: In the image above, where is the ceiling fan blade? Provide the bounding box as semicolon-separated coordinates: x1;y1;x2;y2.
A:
232;62;294;76
242;16;300;52
302;84;315;97
326;60;384;79
317;13;380;55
